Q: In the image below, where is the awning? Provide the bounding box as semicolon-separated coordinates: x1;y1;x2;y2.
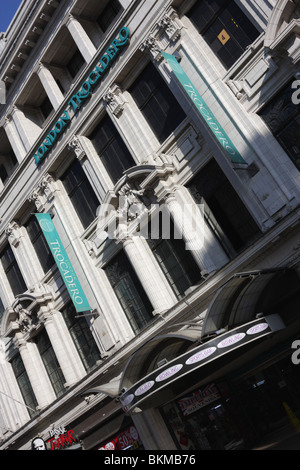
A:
201;268;288;337
121;324;203;390
118;314;285;415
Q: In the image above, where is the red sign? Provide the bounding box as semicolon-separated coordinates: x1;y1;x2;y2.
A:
47;429;77;450
98;426;140;450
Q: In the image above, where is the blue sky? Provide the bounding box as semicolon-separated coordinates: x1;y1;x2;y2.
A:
0;1;23;32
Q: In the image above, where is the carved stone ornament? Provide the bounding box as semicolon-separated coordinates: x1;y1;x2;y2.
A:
68;135;85;160
140;34;163;61
104;85;127;117
5;221;22;247
14;304;33;333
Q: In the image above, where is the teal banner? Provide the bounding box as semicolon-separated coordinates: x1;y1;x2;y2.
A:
162;52;247;165
35;213;91;313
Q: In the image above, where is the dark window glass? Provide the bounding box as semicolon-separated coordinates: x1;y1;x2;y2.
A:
0;297;4;324
11;354;38;418
105;250;153;334
62;160;99;229
187;159;260;253
187;0;260;69
62;303;101;371
67;49;85;79
148;221;202;299
259;81;300;171
35;329;65;397
41;95;53;120
26;216;55;273
90;115;135;183
97;0;123;32
0;165;8;182
1;245;27;296
130;62;186;143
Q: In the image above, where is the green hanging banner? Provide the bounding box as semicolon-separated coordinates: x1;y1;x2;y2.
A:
35;213;91;313
162;52;247;165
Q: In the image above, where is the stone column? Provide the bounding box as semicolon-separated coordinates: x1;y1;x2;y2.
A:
3;116;26;163
122;236;176;315
66;15;96;63
164;188;229;275
5;221;44;287
16;335;56;409
36;63;64;110
42;312;86;387
9;106;41;151
104;85;159;164
132;408;177;450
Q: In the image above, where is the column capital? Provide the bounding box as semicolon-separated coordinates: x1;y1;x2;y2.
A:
5;221;22;247
68;135;86;160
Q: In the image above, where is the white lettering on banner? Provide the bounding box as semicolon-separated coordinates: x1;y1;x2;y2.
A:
135;381;155;396
217;332;246;349
185;347;217;365
247;323;269;335
50;240;84;306
183;83;237;156
155;364;183;382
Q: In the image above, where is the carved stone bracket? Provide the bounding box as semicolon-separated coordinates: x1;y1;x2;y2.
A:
140;8;183;60
68;135;86;160
5;221;22;247
104;85;127;117
28;173;57;211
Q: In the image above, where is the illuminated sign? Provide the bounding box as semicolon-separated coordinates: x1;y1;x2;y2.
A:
34;27;131;165
120;315;284;414
35;213;91;313
161;52;247;165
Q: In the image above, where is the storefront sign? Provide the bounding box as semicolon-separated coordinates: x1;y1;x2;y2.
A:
135;380;155;397
34;27;131;165
217;332;246;349
178;383;220;416
120;316;284;414
35;213;91;312
98;426;141;450
156;364;183;382
47;425;78;450
161;52;247;165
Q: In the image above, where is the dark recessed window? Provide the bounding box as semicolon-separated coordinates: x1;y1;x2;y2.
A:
97;0;123;32
187;0;260;69
130;62;186;144
61;303;101;371
148;221;202;299
62;160;100;229
0;165;8;182
1;245;27;296
11;354;38;418
105;250;153;334
35;329;66;397
26;215;55;274
259;80;300;171
187;159;260;253
67;49;85;79
90;115;135;184
40;95;53;120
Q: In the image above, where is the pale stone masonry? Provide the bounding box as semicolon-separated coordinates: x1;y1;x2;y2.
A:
0;0;298;451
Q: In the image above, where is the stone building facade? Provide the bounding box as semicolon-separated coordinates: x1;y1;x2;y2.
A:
0;0;299;450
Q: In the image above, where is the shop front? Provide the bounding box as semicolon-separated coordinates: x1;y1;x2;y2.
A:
160;346;300;450
117;269;300;450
